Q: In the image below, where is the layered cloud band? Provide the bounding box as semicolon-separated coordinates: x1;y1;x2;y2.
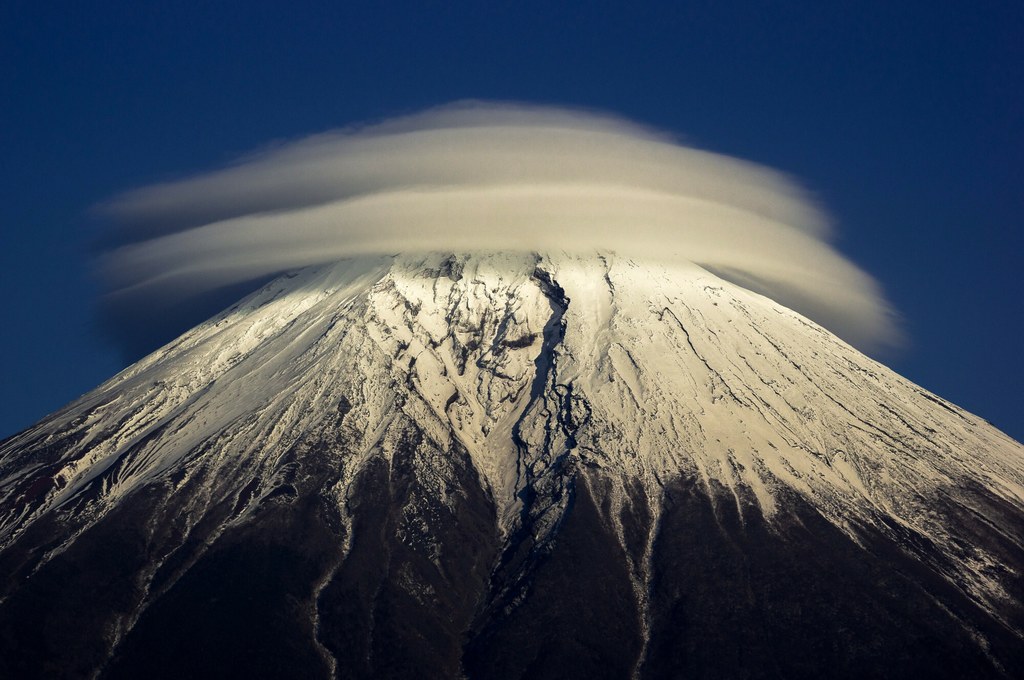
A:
98;102;898;351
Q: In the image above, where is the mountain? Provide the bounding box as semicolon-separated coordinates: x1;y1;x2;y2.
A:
1;251;1022;679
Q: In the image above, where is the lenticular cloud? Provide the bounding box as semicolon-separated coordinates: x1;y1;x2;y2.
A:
98;101;899;351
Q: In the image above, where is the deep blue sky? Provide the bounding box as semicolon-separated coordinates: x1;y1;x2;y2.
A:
2;1;1022;441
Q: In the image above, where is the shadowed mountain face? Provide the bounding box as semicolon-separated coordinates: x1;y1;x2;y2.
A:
1;252;1022;678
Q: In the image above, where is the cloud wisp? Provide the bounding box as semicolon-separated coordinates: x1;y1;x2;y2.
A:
98;101;899;353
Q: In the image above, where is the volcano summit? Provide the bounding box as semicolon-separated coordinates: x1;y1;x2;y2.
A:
1;251;1022;679
3;104;1023;678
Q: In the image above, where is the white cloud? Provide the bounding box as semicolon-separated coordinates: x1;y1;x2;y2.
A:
98;101;899;351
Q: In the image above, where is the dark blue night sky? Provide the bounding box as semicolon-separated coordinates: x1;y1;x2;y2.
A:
2;1;1022;440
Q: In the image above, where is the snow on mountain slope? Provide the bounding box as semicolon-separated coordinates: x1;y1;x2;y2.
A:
1;251;1022;678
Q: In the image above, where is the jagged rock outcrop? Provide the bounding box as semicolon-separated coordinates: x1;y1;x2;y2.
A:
1;252;1022;678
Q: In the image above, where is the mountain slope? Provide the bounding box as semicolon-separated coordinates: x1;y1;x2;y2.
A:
1;251;1022;678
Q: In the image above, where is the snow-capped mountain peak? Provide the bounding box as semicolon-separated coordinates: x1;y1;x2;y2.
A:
1;252;1021;678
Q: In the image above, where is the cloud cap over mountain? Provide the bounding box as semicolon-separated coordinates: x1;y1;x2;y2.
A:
98;101;899;353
